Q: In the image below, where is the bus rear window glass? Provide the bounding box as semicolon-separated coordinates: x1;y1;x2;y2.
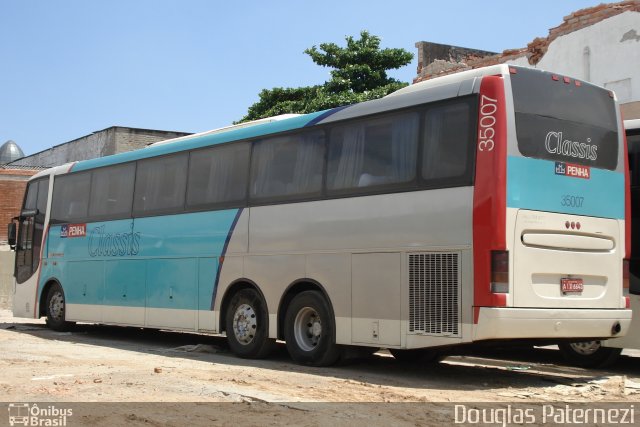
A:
327;112;418;191
89;163;135;218
250;131;325;201
133;154;188;215
511;67;618;170
51;173;91;222
187;143;250;208
422;101;473;184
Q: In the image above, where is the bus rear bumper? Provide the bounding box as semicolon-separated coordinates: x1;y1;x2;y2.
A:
473;307;632;341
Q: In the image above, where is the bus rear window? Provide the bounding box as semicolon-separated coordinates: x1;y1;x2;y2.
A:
511;67;619;170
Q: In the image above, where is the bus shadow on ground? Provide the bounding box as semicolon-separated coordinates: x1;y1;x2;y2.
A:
2;320;634;394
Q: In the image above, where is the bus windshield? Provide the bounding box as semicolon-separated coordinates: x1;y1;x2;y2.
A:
511;67;619;170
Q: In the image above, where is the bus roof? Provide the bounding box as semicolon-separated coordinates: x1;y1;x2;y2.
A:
38;63;522;177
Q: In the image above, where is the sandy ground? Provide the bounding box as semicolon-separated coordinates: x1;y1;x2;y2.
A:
1;309;639;426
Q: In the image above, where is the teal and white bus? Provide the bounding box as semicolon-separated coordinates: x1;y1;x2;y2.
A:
9;65;631;366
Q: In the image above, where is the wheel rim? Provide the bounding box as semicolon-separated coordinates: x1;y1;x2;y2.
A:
232;303;257;345
49;291;65;321
293;306;322;352
569;341;602;356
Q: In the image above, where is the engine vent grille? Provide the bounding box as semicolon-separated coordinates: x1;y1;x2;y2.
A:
409;252;460;336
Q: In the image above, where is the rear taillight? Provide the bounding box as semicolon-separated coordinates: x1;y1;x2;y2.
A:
491;250;509;293
623;259;630;290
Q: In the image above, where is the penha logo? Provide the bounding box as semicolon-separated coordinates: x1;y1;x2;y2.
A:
555;162;590;179
60;224;86;238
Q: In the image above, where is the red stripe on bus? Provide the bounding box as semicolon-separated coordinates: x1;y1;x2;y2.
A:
622;117;631;259
33;224;50;318
473;75;508;320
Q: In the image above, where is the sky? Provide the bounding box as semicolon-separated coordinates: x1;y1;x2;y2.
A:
1;0;607;156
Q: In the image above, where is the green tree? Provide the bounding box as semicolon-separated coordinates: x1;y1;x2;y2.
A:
238;31;413;123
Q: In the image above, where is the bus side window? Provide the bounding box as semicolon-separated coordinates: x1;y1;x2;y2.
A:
250;131;324;202
327;112;418;192
89;163;135;219
422;101;472;184
133;154;188;216
187;142;250;209
51;173;91;223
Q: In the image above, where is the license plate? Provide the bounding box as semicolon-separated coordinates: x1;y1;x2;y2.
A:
561;278;584;293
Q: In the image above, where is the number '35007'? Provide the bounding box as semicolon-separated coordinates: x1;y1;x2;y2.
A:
478;95;497;152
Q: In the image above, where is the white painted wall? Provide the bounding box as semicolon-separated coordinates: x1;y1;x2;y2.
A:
509;11;640;104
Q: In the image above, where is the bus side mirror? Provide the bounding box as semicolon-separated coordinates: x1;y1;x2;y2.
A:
7;222;16;250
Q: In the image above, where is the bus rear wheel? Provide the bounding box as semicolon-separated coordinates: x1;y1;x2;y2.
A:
284;290;340;366
225;288;275;359
558;341;622;368
45;283;74;332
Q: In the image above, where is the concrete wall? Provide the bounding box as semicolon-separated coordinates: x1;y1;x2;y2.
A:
11;128;114;168
114;127;190;153
0;250;14;310
10;127;191;168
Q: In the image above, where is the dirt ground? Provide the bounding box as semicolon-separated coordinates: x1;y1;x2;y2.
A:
1;309;639;426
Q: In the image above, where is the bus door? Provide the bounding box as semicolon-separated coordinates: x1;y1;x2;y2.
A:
15;178;49;284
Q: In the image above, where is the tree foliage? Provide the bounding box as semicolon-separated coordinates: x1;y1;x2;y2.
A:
237;31;413;123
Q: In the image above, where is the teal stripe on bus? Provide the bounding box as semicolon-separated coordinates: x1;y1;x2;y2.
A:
39;210;240;310
507;156;624;219
71;110;331;172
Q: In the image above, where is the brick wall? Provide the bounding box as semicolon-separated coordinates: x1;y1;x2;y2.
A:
0;168;40;243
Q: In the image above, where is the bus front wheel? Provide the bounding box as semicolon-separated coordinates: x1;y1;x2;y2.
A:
45;283;74;331
225;288;275;359
284;290;340;366
558;341;622;368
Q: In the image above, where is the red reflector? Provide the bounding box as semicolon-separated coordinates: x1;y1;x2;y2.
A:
509;67;517;74
563;76;571;84
626;296;631;309
491;250;509;293
623;259;630;289
575;80;582;87
552;75;560;81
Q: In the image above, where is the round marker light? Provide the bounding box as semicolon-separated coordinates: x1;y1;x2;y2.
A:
571;222;576;229
576;222;581;230
565;221;570;229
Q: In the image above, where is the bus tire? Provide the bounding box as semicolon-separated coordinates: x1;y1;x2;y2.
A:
45;283;74;332
389;348;442;363
225;288;275;359
284;290;341;366
558;341;622;368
